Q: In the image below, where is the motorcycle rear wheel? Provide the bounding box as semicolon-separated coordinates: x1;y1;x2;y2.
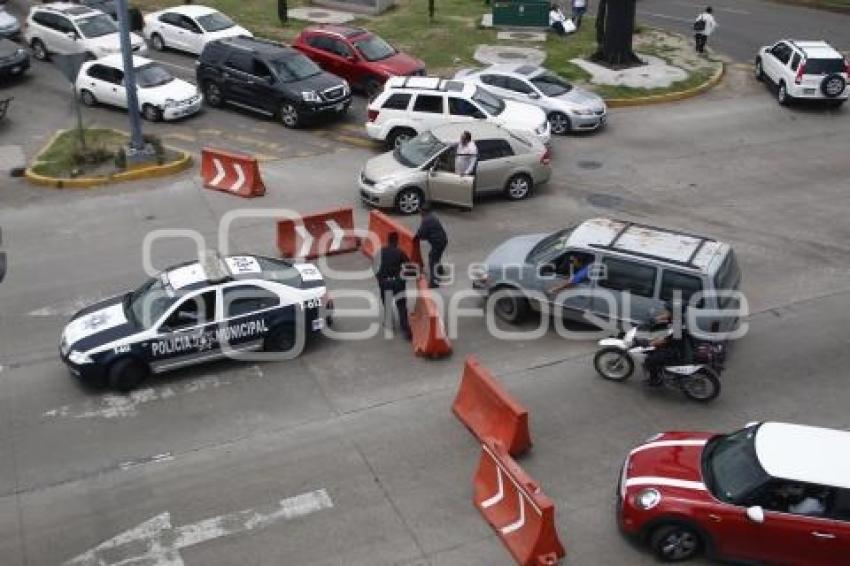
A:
593;347;634;381
681;368;721;402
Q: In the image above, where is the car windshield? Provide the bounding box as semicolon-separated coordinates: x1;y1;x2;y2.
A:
472;86;505;116
270;54;322;82
76;14;117;38
126;277;178;329
353;34;396;62
804;58;845;74
196;11;234;32
136;63;173;88
704;426;771;504
527;228;573;262
394;131;446;168
530;71;573;96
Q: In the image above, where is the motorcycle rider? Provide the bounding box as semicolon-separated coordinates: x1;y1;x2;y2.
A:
644;304;694;386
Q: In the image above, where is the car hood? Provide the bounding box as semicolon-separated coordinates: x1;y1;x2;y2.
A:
485;233;549;267
555;86;606;110
369;52;424;77
86;32;145;51
624;432;715;494
364;150;413;182
141;78;198;103
0;9;19;29
62;295;136;353
493;100;546;131
289;71;346;94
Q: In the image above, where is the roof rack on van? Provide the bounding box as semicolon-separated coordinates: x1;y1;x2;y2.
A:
588;220;717;270
388;76;444;91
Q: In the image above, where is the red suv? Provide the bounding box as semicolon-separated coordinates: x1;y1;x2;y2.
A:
618;422;850;564
293;25;425;96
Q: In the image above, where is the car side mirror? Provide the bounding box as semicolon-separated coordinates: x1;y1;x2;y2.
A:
746;506;765;524
539;263;555;277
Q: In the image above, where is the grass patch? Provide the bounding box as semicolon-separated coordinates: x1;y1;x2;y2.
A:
592;68;714;99
32;129;127;178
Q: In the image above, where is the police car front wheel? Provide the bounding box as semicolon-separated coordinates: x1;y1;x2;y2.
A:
108;358;149;392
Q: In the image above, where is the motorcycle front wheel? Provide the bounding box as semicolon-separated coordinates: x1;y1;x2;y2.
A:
593;347;634;381
681;369;721;402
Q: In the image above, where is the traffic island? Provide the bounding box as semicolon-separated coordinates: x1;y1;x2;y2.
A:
25;128;192;189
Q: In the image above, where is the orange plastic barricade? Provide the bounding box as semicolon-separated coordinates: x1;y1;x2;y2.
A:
409;276;452;358
277;207;360;259
201;147;265;198
452;356;531;457
361;210;423;267
474;439;565;566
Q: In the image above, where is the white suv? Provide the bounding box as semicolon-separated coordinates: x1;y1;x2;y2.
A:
24;3;146;61
755;40;849;107
365;76;550;148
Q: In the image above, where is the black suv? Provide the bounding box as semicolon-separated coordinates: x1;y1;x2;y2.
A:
196;37;351;128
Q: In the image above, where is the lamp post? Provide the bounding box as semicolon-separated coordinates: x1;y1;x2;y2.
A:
115;0;153;162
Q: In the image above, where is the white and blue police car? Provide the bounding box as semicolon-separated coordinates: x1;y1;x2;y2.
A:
59;253;331;391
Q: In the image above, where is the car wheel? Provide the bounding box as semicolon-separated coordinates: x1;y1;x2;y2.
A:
649;523;703;562
504;173;533;201
150;33;165;51
80;89;97;107
491;288;529;324
387;127;416;150
108;357;149;392
777;81;791;106
395;187;423;215
31;39;48;61
264;325;295;352
280;102;300;128
548;111;571;135
142;104;162;122
754;58;764;82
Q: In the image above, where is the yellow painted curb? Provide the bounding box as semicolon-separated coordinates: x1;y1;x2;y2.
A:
604;63;726;108
24;129;194;189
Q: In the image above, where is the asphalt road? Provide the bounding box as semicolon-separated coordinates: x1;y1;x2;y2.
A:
2;58;850;565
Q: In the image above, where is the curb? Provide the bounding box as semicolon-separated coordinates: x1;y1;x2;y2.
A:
24;129;193;189
603;62;726;108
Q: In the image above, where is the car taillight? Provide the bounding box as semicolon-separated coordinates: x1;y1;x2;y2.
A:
795;62;806;84
540;147;551;166
367;109;379;122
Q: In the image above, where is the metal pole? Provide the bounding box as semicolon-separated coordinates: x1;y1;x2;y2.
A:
73;83;86;149
115;0;144;152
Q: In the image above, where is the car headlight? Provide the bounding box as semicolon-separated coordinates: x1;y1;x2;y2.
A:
634;488;661;510
574;108;594;115
342;79;349;93
164;98;179;108
15;48;25;57
302;90;321;103
68;350;93;365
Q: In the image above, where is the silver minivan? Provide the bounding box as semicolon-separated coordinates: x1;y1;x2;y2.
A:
473;218;743;335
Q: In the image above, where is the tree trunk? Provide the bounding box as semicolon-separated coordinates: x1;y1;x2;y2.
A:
592;0;642;68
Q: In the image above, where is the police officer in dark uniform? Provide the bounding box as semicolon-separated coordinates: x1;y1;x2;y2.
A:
415;203;448;288
375;231;412;340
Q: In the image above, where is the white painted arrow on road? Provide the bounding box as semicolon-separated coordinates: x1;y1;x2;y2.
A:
64;488;333;566
229;163;245;193
210;158;226;186
293;220;347;257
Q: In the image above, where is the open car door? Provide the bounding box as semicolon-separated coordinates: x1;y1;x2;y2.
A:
426;170;474;209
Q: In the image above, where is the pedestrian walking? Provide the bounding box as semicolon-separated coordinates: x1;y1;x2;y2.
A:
571;0;586;30
415;204;448;288
693;6;717;54
375;232;412;340
549;4;568;36
455;131;477;176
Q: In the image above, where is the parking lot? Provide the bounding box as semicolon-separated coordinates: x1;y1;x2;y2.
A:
2;0;850;565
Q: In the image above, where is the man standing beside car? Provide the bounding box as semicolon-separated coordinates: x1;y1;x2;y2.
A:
415;204;448;288
454;131;477;176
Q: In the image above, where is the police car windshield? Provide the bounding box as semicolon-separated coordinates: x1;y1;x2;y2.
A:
127;278;178;328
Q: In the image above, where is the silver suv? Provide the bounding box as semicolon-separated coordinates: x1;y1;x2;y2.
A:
755;40;849;107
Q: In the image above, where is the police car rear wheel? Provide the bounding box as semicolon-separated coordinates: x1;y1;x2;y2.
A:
108;358;148;392
264;326;295;352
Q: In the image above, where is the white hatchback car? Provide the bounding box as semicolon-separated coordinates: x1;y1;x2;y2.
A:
24;3;145;61
143;5;251;56
76;54;202;121
365;76;550;148
755;40;849;107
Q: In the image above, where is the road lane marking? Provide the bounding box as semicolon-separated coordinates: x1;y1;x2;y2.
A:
119;452;174;471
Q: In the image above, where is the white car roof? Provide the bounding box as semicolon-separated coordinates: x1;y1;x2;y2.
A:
755;422;850;490
159;4;219;17
384;76;475;97
96;53;153;69
787;40;843;59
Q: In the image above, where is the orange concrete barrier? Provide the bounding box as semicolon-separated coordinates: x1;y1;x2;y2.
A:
474;439;565;566
409;276;452;358
277;207;360;259
452;356;531;457
201;147;265;197
361;210;422;267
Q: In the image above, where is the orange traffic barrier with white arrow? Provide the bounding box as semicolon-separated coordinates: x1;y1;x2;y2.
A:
200;147;266;198
277;207;361;260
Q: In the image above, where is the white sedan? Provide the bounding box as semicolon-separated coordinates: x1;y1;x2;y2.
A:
143;5;251;55
76;54;202;121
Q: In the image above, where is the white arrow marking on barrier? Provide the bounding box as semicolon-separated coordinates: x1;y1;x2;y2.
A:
294;225;313;257
326;219;344;251
501;491;526;535
64;489;333;566
211;158;226;186
482;465;505;508
229;163;245;193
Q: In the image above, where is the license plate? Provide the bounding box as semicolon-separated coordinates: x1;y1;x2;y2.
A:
804;88;815;95
312;318;324;331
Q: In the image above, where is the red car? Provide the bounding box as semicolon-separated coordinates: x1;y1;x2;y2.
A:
293;25;425;96
618;422;850;564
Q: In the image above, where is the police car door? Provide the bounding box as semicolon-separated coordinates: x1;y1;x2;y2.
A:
219;283;281;354
148;289;220;373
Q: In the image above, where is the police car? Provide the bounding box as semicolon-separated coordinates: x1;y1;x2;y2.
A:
59;254;331;391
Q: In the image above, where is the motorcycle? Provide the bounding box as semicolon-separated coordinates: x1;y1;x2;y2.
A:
593;326;723;403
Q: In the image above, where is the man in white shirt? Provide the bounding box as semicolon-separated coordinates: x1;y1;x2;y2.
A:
455;131;478;176
549;4;567;36
694;6;717;54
